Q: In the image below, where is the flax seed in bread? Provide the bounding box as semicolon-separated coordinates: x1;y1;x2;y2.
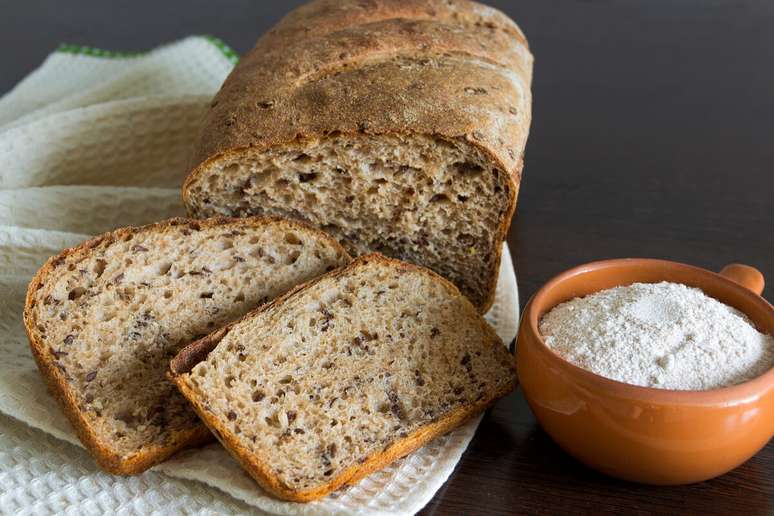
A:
170;254;516;501
182;0;533;312
23;217;349;474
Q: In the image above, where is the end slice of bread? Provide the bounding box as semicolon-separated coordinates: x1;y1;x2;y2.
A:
169;254;516;501
23;217;349;474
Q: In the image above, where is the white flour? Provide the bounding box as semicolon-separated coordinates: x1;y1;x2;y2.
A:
539;282;774;390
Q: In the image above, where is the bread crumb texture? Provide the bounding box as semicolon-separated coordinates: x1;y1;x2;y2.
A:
25;218;348;463
178;255;516;495
187;135;511;308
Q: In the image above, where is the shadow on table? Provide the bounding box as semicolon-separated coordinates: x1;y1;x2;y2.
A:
421;388;772;515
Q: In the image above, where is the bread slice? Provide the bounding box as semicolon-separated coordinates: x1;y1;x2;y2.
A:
169;253;516;501
182;0;533;312
23;217;349;474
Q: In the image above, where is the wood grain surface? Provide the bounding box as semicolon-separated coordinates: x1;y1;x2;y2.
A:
2;1;772;514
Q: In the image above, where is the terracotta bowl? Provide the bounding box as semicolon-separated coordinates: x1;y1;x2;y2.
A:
516;259;774;485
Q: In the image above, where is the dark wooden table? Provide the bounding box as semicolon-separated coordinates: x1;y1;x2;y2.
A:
3;1;772;514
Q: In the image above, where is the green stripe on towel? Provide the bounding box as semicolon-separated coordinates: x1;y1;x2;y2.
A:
56;35;239;63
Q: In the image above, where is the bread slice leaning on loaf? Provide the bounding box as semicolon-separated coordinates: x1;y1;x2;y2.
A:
182;0;533;312
169;253;517;501
23;217;349;474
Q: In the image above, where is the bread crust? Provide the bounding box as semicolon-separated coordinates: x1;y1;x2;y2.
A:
181;0;532;312
169;253;517;500
23;216;350;475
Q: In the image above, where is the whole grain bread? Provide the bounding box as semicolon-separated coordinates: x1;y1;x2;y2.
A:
182;0;533;311
23;217;349;474
169;253;516;501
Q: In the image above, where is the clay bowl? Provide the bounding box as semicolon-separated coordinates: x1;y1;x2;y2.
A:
516;259;774;485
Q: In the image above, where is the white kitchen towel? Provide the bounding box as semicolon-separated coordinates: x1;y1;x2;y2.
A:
0;37;519;515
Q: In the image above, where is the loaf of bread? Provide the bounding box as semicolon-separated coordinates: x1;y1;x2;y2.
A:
169;254;517;501
23;217;349;474
182;0;532;311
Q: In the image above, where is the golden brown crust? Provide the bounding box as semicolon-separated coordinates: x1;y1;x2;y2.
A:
186;0;531;169
23;216;350;475
169;253;517;500
182;0;532;312
259;0;529;49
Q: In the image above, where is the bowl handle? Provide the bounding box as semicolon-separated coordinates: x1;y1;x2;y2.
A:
719;264;765;295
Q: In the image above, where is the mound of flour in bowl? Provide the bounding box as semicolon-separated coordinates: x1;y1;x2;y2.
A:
540;282;774;390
